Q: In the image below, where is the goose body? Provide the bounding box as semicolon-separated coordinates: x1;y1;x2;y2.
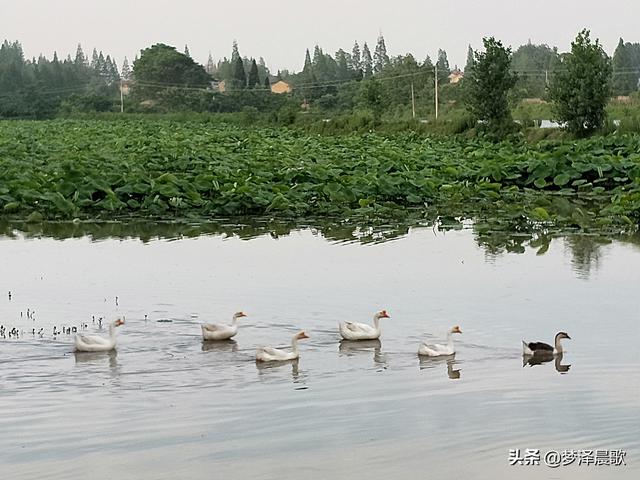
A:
74;319;124;352
339;310;390;341
256;331;309;362
522;332;570;355
418;326;462;357
201;311;246;341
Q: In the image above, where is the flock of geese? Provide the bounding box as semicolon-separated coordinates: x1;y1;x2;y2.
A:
73;309;571;363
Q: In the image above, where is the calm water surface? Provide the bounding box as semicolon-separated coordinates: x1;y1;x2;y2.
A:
0;223;638;480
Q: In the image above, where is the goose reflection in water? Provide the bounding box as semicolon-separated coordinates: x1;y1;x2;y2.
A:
419;356;461;380
74;350;118;370
255;357;301;382
338;339;387;367
201;339;238;353
523;352;571;374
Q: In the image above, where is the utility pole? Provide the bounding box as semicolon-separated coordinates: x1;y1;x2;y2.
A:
544;69;549;87
434;64;439;119
120;79;124;113
410;80;416;119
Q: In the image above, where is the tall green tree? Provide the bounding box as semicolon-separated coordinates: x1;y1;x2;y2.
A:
351;41;361;72
231;55;246;89
511;42;559;98
549;29;612;135
612;38;637;95
362;43;373;78
436;49;450;84
464;45;474;73
373;35;390;73
247;58;259;88
463;37;517;131
121;57;131;80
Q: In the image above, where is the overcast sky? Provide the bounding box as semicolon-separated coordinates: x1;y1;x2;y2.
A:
2;0;638;72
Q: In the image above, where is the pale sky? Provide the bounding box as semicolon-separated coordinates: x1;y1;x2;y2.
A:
2;0;638;73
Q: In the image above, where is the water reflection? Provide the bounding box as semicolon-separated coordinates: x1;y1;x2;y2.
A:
2;219;640;279
522;352;571;374
419;356;461;380
338;339;387;367
255;358;303;383
74;350;118;370
201;339;238;353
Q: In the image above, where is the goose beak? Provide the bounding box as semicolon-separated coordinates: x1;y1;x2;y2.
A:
566;334;571;339
381;310;390;318
299;331;309;339
115;319;124;327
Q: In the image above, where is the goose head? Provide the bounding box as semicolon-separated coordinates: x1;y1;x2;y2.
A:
295;331;309;340
376;310;390;319
450;325;462;334
555;331;571;341
115;318;125;327
233;311;247;320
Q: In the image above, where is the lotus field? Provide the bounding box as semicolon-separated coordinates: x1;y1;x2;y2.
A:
1;119;639;230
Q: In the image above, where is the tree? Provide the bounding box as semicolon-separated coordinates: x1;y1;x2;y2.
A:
436;49;450;84
231;55;246;89
463;37;517;131
184;45;191;58
264;75;271;90
373;35;390;73
132;43;211;101
362;43;373;78
464;45;474;74
121;57;131;80
612;38;637;95
335;49;351;81
247;58;259;88
548;29;612;135
74;44;87;66
351;41;361;72
511;42;559;98
205;53;215;75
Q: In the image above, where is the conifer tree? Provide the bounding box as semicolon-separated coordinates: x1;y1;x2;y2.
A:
247;58;259;88
121;57;131;80
362;43;373;78
351;41;361;71
612;38;637;95
465;45;474;73
232;55;246;89
373;35;390;73
436;49;450;84
206;53;215;75
74;44;87;66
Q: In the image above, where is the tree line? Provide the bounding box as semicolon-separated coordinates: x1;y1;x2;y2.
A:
0;32;638;137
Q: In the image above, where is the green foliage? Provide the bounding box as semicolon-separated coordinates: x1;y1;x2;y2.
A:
511;42;559;99
0;119;639;233
463;37;518;133
247;59;259;89
612;38;639;96
548;30;612;136
0;40;118;118
132;43;211;104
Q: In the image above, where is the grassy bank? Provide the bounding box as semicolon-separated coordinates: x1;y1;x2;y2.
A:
1;119;639;231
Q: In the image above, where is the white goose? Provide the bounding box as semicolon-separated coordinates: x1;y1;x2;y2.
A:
339;310;390;341
522;332;570;355
256;331;309;362
201;311;247;341
74;318;124;352
418;325;462;356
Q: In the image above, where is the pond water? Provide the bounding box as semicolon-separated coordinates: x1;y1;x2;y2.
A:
0;221;639;480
